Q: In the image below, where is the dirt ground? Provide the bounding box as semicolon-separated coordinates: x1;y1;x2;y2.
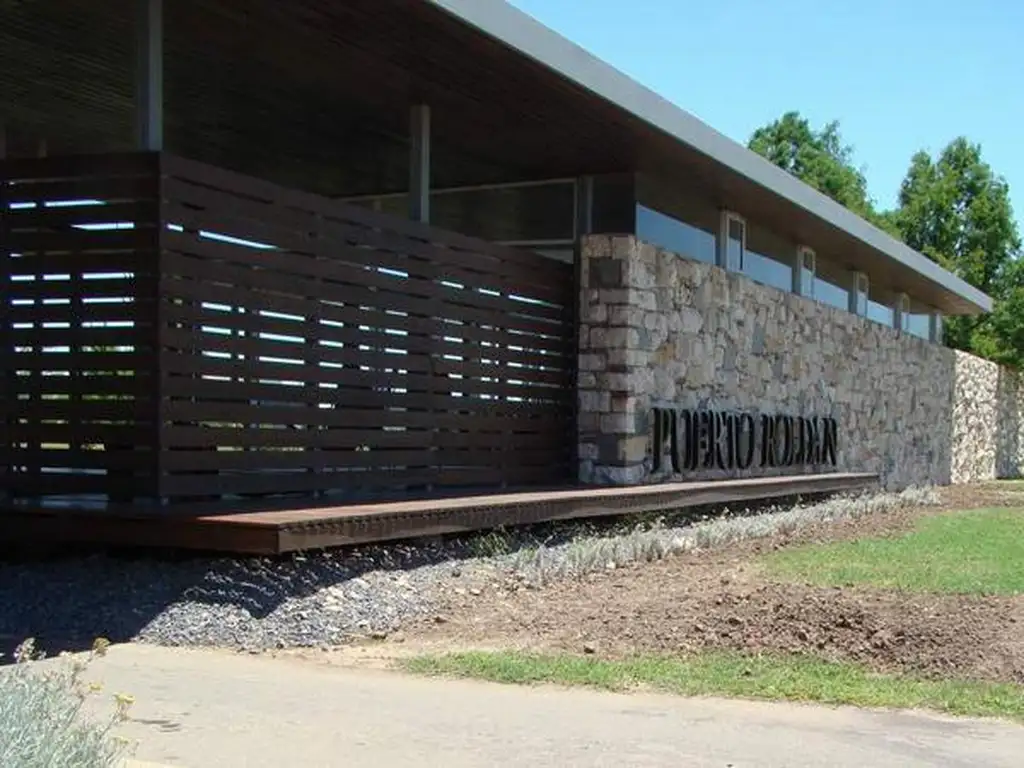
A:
354;483;1024;685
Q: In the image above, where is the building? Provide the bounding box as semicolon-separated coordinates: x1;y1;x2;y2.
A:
0;1;1018;551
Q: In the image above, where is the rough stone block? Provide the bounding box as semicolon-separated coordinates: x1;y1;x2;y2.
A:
578;390;611;413
600;412;635;435
590;258;624;289
621;435;648;463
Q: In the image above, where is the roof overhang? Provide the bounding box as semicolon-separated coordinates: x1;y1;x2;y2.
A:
0;0;994;314
428;0;993;315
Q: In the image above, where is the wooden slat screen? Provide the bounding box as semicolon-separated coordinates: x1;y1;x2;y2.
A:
0;154;161;500
157;155;575;500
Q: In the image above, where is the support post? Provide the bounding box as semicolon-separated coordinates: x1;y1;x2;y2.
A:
793;245;815;298
717;210;745;272
894;293;910;332
929;312;944;344
574;176;595;238
848;271;868;316
136;0;164;151
409;104;430;223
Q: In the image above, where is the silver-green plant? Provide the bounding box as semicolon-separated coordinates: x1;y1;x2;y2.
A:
0;638;135;768
511;487;941;586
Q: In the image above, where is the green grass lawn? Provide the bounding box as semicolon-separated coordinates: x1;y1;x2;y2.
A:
403;651;1024;721
762;508;1024;595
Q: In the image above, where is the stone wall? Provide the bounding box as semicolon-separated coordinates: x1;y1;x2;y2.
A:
577;235;959;489
951;350;1024;482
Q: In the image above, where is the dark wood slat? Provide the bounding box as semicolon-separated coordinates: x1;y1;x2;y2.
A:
162;400;569;431
161;425;567;450
3;473;153;497
9;325;149;348
163;276;571;353
6;373;153;397
3;422;157;446
1;153;158;180
160;302;568;371
4;175;160;204
160;446;569;473
0;449;152;471
159;371;567;404
5;228;158;254
7;396;153;421
158;363;567;402
162;190;571;300
163;154;570;279
5;351;154;372
158;327;570;385
7;301;142;323
157;463;566;498
5;251;159;276
4;200;160;230
6;278;148;302
161;242;569;327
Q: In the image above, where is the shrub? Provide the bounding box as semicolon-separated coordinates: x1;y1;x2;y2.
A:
0;638;134;768
512;487;942;585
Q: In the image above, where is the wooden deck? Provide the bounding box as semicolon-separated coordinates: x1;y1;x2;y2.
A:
0;473;879;555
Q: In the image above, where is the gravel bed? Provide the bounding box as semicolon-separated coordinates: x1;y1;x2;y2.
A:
0;541;498;657
0;489;936;657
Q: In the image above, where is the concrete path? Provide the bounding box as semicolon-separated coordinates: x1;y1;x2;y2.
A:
83;644;1023;768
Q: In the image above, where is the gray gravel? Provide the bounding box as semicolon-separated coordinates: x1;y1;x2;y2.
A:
0;540;500;657
0;489;933;658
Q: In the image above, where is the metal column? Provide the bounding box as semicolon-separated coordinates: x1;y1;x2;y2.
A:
409;105;431;223
137;0;164;150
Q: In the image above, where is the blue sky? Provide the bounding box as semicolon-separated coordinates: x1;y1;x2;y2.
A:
508;0;1024;230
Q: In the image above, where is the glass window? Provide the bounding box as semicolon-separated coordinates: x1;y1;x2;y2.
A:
905;297;935;339
724;215;745;272
340;180;576;243
866;299;894;326
867;284;903;327
798;248;816;297
635;173;719;264
814;256;849;311
636;204;716;264
744;221;795;292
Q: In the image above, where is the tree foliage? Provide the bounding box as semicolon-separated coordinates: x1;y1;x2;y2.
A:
894;139;1022;362
749;113;1022;367
748;111;897;235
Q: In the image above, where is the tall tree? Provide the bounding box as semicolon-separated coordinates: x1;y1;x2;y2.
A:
894;138;1022;359
748;112;895;234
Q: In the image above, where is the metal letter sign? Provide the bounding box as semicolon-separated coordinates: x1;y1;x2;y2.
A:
651;408;838;473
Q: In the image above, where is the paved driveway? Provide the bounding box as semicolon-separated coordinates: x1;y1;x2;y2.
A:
80;644;1024;767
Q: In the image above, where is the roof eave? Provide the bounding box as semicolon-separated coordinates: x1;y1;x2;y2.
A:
428;0;994;316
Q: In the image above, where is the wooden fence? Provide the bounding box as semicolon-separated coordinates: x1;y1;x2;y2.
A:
0;154;161;500
0;153;577;503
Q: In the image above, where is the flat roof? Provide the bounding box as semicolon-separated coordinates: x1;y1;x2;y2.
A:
429;0;993;315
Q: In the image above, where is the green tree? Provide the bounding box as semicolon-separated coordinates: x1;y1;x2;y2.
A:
893;138;1022;361
748;111;895;233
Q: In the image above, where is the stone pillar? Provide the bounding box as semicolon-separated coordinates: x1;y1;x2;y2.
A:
577;235;655;485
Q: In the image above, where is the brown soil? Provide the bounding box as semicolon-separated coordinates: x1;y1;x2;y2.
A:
389;483;1024;684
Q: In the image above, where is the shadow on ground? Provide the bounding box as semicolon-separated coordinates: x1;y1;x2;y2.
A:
0;493;833;662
